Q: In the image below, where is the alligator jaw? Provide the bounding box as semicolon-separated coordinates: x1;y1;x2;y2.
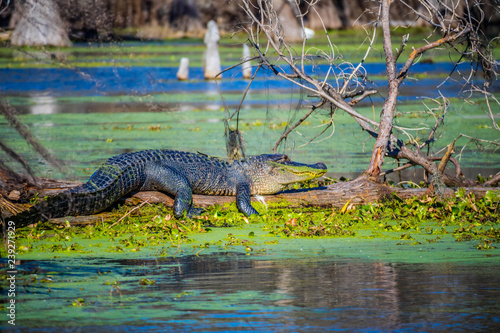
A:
269;161;327;184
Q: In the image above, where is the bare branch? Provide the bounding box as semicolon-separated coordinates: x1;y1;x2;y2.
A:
397;27;471;83
438;140;456;174
272;100;326;153
238;0;496;192
381;155;463;179
347;90;378;106
394;34;409;62
228;64;262;121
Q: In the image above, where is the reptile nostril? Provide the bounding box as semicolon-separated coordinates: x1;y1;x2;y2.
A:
314;163;327;170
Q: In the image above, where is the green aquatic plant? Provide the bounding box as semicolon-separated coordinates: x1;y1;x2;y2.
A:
3;189;499;260
139;278;156;285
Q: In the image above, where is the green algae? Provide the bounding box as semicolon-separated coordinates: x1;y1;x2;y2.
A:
2;191;499;331
2;28;498;69
5;189;499;264
1;97;499;182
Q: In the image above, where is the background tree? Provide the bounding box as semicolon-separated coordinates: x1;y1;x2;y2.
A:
10;0;71;46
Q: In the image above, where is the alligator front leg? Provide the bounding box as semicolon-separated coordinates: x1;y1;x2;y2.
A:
143;163;201;218
236;183;259;216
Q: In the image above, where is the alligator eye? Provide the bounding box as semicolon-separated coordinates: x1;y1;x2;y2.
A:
277;155;290;163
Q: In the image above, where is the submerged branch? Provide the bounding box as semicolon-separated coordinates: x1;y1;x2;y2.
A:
0;140;37;185
0;100;66;175
483;172;500;187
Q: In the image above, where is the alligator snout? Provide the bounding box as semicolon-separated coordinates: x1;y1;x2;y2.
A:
312;162;327;170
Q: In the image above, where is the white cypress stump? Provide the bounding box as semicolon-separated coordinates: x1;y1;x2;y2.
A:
203;20;221;80
242;44;252;79
177;57;189;80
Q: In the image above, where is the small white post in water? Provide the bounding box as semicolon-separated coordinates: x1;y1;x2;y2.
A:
203;20;221;80
177;57;189;81
242;44;252;79
303;27;315;39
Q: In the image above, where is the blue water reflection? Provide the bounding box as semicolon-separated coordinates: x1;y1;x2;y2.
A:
1;63;494;99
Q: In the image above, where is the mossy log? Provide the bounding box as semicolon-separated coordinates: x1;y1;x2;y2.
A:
1;173;498;227
129;175;497;210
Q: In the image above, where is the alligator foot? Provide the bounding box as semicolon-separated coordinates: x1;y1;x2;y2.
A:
187;207;204;218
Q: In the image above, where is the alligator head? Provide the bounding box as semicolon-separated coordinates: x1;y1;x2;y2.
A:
243;154;327;194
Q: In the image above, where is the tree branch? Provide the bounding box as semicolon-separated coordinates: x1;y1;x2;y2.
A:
272;100;326;153
366;0;397;177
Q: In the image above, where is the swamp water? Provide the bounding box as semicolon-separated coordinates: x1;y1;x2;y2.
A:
1;44;500;331
3;225;500;332
0;62;499;181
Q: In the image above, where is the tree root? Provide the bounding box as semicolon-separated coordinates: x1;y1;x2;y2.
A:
483;171;500;187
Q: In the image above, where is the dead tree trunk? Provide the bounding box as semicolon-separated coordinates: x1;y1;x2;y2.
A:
366;0;397;178
236;0;497;202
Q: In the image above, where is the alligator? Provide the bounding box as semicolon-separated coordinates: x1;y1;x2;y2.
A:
7;149;327;228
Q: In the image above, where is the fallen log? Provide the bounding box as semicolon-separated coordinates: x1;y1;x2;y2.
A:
129;175;499;211
1;174;499;227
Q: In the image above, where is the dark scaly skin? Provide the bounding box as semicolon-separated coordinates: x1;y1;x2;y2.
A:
8;149;327;228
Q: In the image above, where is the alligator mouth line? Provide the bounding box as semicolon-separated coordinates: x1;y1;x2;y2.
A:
288;169;327;177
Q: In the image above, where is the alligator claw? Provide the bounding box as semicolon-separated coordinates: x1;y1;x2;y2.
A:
187;207;204;218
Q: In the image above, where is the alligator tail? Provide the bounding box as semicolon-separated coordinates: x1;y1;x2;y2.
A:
6;191;75;229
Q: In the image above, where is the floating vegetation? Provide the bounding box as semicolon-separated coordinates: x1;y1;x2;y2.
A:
3;189;498;260
0;191;498;333
139;278;156;285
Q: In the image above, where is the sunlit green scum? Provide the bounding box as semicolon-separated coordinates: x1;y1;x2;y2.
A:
5;190;498;261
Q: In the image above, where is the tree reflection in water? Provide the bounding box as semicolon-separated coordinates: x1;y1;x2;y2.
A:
13;254;498;331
